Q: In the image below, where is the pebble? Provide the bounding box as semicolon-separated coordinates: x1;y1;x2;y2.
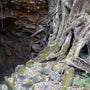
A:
32;76;40;83
41;68;50;75
49;72;60;81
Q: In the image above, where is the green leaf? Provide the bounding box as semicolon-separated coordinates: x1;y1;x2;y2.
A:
73;77;81;85
82;73;89;78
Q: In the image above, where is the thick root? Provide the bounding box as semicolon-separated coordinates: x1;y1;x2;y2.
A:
58;31;72;59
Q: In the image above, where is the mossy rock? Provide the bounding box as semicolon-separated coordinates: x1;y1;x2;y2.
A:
22;81;33;87
86;1;90;12
39;74;46;81
26;60;34;67
4;77;14;89
18;66;26;76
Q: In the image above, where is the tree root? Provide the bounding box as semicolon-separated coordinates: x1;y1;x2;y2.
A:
66;57;90;73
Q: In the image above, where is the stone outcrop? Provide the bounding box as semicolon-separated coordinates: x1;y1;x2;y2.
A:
0;0;48;74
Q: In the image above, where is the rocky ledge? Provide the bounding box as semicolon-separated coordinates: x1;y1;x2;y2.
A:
0;60;88;90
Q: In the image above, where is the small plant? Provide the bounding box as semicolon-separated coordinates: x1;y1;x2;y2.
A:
73;77;85;87
73;73;90;87
82;73;90;83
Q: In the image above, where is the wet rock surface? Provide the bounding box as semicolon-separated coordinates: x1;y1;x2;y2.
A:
0;0;48;75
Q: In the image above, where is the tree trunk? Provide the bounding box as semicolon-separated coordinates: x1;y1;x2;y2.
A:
35;0;90;72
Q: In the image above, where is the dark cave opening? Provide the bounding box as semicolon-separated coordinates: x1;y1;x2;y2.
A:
79;45;90;59
0;18;28;76
0;0;48;82
0;17;48;81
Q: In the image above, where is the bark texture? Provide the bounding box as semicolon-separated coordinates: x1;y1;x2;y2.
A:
35;0;90;73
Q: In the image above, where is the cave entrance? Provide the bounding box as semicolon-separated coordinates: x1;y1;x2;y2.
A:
0;17;48;80
0;17;31;76
0;0;48;81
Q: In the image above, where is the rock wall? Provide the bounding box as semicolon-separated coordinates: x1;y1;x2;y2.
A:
0;0;48;74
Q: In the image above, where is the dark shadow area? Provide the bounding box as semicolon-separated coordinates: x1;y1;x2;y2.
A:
0;17;48;82
79;45;89;59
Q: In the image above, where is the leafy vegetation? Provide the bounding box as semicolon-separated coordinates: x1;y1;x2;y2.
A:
73;73;90;87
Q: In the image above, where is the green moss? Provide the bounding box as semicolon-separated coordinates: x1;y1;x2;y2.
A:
47;42;60;53
18;66;26;76
54;43;60;53
59;43;69;59
31;42;59;63
32;85;35;90
23;81;33;87
39;74;46;81
61;68;74;90
33;46;50;62
41;63;47;67
13;77;15;86
86;1;90;12
35;52;50;62
49;46;55;52
4;77;14;89
26;60;34;67
39;46;49;54
39;42;59;54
